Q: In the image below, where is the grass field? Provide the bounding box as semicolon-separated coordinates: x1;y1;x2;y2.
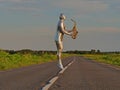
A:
0;50;71;70
83;54;120;66
1;49;120;70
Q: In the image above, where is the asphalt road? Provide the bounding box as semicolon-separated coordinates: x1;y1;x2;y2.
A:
0;56;73;90
49;56;120;90
0;56;120;90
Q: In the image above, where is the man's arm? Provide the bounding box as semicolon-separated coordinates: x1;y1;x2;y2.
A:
60;23;72;36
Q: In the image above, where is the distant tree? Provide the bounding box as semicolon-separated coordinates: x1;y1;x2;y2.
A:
96;49;101;54
90;49;96;54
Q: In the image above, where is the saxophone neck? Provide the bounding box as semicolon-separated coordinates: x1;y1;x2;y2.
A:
71;19;76;25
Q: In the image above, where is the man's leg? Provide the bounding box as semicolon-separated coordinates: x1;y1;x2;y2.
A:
57;48;63;69
55;41;64;69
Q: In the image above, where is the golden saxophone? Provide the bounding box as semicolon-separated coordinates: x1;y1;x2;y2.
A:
71;19;78;39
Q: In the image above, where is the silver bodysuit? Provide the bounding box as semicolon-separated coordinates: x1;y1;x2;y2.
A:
55;20;71;43
55;14;72;69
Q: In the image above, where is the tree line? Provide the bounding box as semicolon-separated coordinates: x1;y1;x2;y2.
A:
0;49;119;55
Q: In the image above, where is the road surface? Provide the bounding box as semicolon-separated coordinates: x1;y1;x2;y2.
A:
0;56;73;90
49;56;120;90
0;56;120;90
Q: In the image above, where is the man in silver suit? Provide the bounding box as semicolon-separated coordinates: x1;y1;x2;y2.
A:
55;13;72;69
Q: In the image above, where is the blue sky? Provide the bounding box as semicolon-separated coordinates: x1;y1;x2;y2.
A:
0;0;120;51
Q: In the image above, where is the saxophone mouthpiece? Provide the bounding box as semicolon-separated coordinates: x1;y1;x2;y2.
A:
71;19;76;24
71;19;74;22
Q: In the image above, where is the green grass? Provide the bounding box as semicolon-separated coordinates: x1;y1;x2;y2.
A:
82;54;120;66
2;49;120;70
0;50;71;70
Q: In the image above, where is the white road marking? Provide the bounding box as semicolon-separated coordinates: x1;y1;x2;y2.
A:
42;76;58;90
41;57;75;90
59;59;75;74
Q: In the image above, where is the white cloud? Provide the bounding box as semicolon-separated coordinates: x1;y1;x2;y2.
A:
4;6;40;12
82;27;120;32
0;0;41;12
0;0;33;2
51;0;109;13
115;6;120;9
0;0;109;14
96;18;120;23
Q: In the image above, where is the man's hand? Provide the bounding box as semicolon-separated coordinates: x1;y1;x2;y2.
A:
68;30;73;33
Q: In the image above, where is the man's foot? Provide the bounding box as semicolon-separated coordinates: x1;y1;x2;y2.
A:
58;63;64;70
